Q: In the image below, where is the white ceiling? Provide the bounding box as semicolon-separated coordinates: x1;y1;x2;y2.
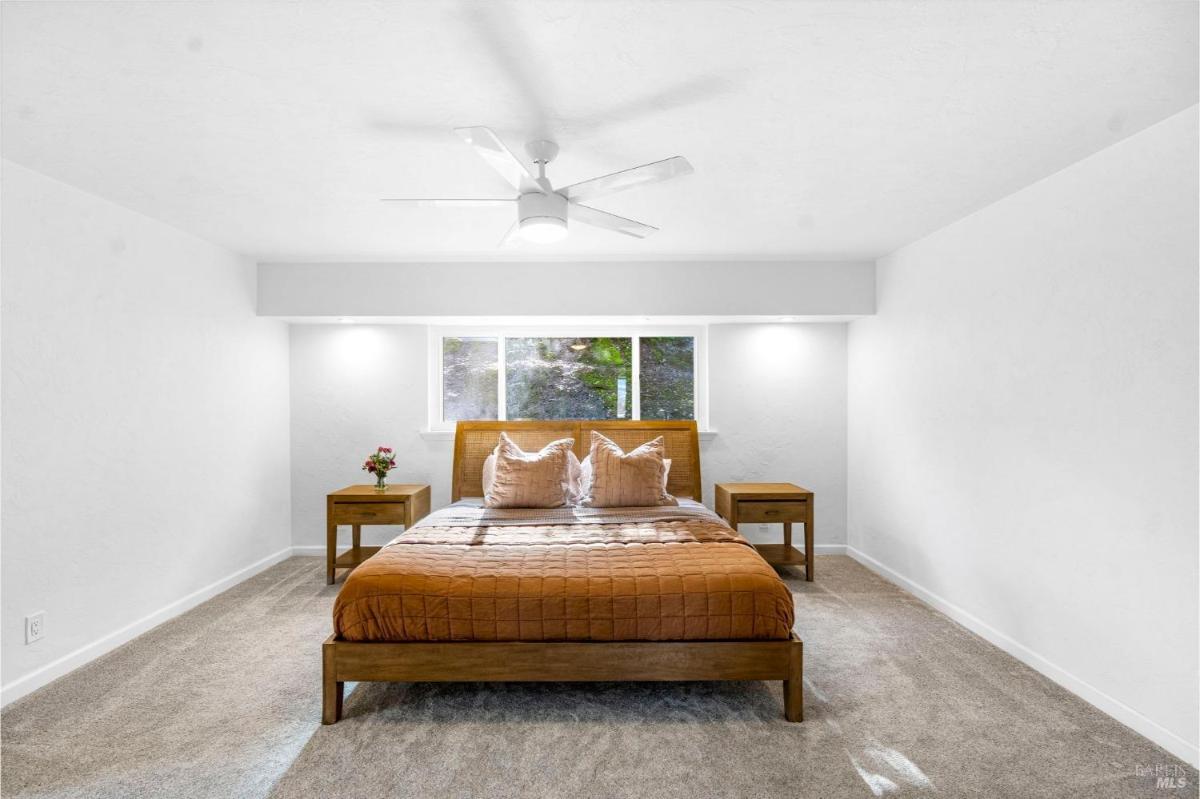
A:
2;1;1196;262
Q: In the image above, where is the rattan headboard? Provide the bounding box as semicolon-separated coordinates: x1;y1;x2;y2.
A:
451;420;702;502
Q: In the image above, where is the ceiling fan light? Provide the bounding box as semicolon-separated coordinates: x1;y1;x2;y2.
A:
520;216;568;243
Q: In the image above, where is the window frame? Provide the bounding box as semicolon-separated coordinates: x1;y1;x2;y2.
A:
428;325;708;432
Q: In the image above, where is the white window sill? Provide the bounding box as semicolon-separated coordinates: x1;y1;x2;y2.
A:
419;428;718;442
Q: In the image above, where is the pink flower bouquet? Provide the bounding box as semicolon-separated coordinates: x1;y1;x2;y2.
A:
362;446;397;490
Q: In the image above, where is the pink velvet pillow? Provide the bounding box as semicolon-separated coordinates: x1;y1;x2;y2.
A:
578;431;677;508
578;456;671;497
487;448;583;502
482;448;585;499
484;433;574;508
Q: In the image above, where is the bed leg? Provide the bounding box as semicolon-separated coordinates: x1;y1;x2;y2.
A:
322;639;343;725
783;639;803;722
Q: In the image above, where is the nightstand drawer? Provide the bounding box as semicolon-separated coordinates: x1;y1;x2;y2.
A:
736;501;807;523
333;501;409;525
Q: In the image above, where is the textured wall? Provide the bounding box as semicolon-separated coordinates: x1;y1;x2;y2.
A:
1;161;292;700
288;323;848;548
847;107;1199;764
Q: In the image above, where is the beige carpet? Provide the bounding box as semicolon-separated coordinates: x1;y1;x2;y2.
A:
1;556;1194;798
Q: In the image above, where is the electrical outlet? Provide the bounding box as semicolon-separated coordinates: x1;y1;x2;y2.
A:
25;612;45;644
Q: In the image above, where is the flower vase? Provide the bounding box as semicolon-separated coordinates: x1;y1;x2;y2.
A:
374;474;387;491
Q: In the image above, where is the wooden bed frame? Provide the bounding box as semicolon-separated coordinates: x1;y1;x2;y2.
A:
322;420;803;724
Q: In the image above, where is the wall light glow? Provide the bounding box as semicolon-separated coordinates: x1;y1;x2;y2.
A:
331;325;386;374
745;324;813;377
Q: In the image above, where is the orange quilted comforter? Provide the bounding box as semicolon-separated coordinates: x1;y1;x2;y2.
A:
333;501;795;642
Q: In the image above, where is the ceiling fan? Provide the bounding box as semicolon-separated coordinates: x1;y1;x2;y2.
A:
382;126;693;244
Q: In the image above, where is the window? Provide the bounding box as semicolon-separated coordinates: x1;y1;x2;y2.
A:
639;336;695;420
441;336;498;421
431;328;704;429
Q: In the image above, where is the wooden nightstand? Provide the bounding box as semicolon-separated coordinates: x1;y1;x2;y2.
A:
715;483;815;581
326;484;431;584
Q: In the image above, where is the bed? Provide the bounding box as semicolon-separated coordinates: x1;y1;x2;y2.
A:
321;419;803;724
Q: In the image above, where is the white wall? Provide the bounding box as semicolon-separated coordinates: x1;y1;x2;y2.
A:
289;323;848;549
1;161;292;703
289;324;443;548
847;106;1199;765
707;324;846;546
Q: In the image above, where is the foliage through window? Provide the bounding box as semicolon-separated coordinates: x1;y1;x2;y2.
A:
506;337;632;420
439;334;696;423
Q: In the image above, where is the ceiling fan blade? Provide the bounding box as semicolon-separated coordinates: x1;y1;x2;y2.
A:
570;76;733;134
454;126;539;193
380;198;515;207
461;6;553;140
569;204;659;239
561;156;693;203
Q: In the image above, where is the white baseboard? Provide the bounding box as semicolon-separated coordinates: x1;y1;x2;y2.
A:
845;545;1200;768
0;546;294;708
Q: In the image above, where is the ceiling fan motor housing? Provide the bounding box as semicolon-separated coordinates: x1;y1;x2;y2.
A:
382;127;687;242
519;190;567;227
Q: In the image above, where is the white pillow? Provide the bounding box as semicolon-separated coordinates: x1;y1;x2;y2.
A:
482;449;498;497
567;450;583;504
579;455;592;497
